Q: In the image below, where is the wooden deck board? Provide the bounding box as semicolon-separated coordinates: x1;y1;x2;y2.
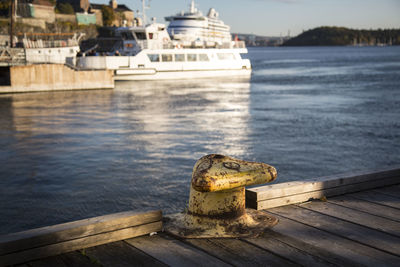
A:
269;205;400;256
268;211;400;266
184;237;298;267
297;199;400;236
371;185;400;198
84;241;167;267
327;195;400;222
243;231;346;267
349;190;400;209
125;233;230;266
26;251;96;267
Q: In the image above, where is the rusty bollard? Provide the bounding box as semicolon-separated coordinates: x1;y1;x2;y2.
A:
165;154;278;238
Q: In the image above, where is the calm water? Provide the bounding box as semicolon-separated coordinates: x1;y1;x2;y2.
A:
1;46;399;234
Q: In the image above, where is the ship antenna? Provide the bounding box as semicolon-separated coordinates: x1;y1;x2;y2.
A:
190;0;195;13
141;0;151;25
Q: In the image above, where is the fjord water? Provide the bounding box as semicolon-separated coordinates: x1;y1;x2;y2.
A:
1;46;399;234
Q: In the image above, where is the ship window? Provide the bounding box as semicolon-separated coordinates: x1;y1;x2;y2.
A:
148;33;153;39
121;32;134;40
199;54;209;61
162;54;173;62
135;32;147;40
175;54;185;62
187;54;197;62
147;54;160;62
217;53;235;60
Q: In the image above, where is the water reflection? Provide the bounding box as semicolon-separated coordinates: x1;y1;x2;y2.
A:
0;78;252;234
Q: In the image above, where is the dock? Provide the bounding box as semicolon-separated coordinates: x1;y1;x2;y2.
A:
1;168;399;266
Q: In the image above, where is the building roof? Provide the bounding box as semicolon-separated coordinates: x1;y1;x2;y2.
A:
90;3;132;12
115;4;132;12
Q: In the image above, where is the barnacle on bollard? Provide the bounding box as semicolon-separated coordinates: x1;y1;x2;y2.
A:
164;154;278;238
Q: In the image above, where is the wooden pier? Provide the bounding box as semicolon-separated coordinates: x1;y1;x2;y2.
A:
1;169;399;266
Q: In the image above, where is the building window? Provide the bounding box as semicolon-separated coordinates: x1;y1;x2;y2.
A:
187;54;197;62
175;54;185;62
162;54;173;62
147;54;160;62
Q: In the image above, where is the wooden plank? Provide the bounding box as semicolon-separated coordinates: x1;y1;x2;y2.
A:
269;205;400;256
0;221;162;266
84;241;167;267
251;176;400;210
350;190;400;209
371;185;400;198
329;195;400;222
268;212;400;266
244;230;358;267
297;200;400;237
26;251;96;267
125;233;230;266
0;210;162;255
184;237;298;267
247;168;400;202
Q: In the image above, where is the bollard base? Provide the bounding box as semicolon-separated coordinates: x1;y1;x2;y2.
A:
164;209;278;238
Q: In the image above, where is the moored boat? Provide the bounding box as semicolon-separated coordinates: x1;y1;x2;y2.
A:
75;0;251;81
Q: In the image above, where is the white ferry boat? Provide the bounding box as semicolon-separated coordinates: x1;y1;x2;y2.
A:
76;1;251;81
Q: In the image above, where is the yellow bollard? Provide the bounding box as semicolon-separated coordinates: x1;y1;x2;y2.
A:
165;154;278;238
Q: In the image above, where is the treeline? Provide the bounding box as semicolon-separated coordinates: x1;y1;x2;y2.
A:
283;27;400;46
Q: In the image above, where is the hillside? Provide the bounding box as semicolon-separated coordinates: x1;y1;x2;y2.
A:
283;27;400;46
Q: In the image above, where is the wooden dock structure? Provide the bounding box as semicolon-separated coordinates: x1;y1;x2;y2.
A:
1;168;399;266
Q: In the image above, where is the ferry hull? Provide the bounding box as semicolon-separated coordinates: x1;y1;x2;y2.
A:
114;68;251;81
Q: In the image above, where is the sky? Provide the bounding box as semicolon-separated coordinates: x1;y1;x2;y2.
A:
97;0;400;36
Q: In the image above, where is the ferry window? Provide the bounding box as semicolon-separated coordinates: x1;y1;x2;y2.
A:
187;54;197;62
175;54;185;62
121;32;134;40
199;54;209;61
217;53;235;60
135;32;147;40
147;54;160;62
148;33;153;39
162;54;173;62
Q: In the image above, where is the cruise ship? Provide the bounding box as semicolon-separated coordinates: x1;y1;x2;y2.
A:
75;1;251;81
165;0;232;44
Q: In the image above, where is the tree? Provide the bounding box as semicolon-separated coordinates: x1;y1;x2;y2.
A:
101;5;115;26
56;3;75;14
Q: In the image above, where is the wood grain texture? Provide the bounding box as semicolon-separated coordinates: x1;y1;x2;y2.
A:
270;205;400;256
24;251;96;267
247;168;400;201
350;190;400;209
297;200;400;236
184;237;298;267
268;212;400;266
125;233;230;266
250;176;400;210
0;210;162;255
244;230;354;267
329;195;400;222
85;241;167;267
0;221;162;266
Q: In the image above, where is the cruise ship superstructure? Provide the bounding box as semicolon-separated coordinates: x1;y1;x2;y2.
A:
75;1;251;81
165;0;232;44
